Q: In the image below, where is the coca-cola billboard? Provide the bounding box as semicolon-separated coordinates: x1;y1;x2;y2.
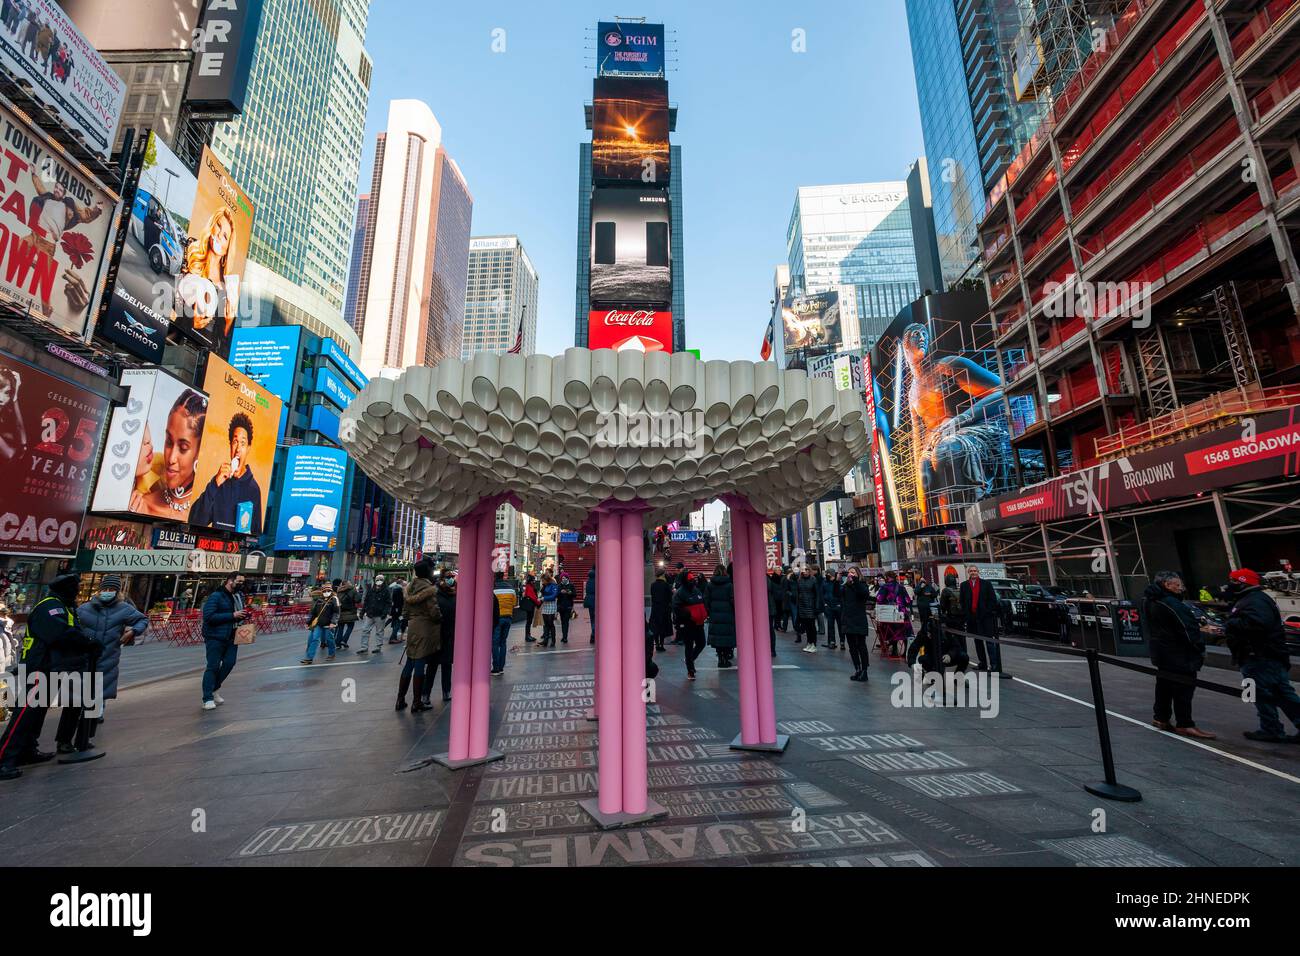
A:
587;310;673;353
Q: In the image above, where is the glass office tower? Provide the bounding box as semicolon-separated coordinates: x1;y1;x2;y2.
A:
210;0;373;319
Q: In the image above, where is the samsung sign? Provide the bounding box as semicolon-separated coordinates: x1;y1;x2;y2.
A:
187;0;267;118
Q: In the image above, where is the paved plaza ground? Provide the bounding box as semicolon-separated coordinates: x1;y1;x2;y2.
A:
2;617;1297;867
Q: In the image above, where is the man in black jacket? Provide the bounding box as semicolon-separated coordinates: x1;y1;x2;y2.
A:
1224;568;1300;743
795;566;821;652
0;573;96;780
357;575;391;654
201;572;247;710
1141;571;1214;738
959;567;1010;678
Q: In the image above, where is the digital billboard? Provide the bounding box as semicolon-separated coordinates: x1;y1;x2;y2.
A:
185;0;266;118
597;21;665;78
171;146;256;358
90;368;207;525
781;291;841;355
315;365;356;411
319;337;367;390
0;101;113;338
587;309;672;353
0;350;109;557
869;291;1012;533
592;77;670;186
100;132;197;361
273;445;347;552
229;325;302;441
590;188;670;306
189;355;281;536
0;0;125;158
308;404;340;443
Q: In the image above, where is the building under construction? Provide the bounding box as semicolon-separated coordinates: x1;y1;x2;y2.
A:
971;0;1300;599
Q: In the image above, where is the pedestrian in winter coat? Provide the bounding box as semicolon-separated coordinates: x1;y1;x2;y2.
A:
557;574;576;644
584;567;597;645
795;567;822;652
820;571;842;648
1141;571;1214;739
650;571;673;651
334;580;359;648
767;571;781;655
840;567;873;681
423;575;457;704
673;572;708;679
704;566;736;667
358;576;391;653
302;586;340;663
388;581;406;643
1224;568;1300;742
538;573;559;647
783;571;799;628
0;573;96;780
200;572;247;710
396;561;441;713
63;574;148;756
874;572;912;658
520;574;539;643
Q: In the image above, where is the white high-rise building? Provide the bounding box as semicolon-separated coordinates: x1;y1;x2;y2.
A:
462;236;539;359
352;100;473;377
462;235;540;569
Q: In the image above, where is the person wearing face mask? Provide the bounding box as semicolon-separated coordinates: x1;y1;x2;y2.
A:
1223;568;1300;743
0;574;97;780
62;574;149;760
1141;571;1214;739
201;572;249;711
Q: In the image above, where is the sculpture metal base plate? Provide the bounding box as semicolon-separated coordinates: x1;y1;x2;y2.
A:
730;733;790;753
1085;781;1143;802
431;748;505;770
578;797;669;830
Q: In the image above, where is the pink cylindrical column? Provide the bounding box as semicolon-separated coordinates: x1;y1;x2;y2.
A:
469;512;495;758
749;514;778;743
596;511;623;814
731;509;761;745
447;513;480;761
620;511;648;814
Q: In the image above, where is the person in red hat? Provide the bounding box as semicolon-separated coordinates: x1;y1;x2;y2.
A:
672;571;708;680
1224;568;1300;743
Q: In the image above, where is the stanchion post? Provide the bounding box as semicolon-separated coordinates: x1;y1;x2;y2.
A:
1083;648;1142;803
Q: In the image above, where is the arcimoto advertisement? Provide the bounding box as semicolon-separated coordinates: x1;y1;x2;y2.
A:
0;101;112;337
0;350;109;557
592;77;670;186
100;131;198;362
0;0;126;158
190;355;281;536
590;188;670;306
90;367;209;525
172;146;255;359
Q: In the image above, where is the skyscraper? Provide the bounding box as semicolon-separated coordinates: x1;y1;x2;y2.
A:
463;237;540;359
208;0;373;324
906;0;1123;287
352;100;473;376
786;183;922;348
462;235;540;569
343;194;371;335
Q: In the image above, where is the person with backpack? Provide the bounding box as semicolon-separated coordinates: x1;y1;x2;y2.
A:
334;579;358;649
301;584;339;664
673;572;708;680
1224;568;1300;743
556;573;576;645
705;564;736;668
357;576;391;654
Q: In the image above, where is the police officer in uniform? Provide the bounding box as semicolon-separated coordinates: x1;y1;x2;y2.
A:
0;573;97;781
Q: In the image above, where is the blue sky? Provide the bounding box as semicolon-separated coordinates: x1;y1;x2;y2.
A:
361;0;924;361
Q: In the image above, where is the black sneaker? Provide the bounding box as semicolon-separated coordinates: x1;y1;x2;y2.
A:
15;750;55;766
1244;730;1289;743
0;764;20;780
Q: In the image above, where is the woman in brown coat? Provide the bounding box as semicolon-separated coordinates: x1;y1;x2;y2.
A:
396;560;441;712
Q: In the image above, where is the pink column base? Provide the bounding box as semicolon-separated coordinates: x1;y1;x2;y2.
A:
447;513;479;761
620;510;648;815
469;512;494;758
731;508;761;745
748;513;778;742
596;511;623;814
